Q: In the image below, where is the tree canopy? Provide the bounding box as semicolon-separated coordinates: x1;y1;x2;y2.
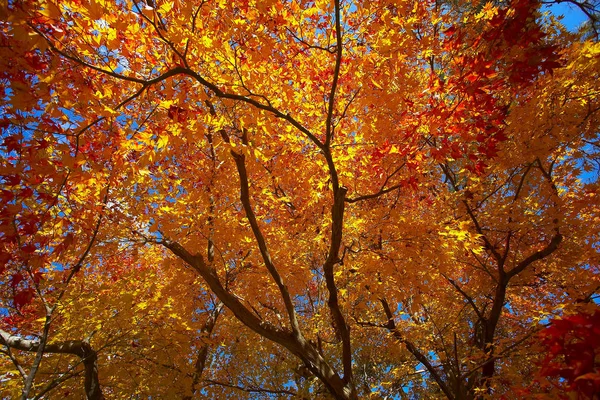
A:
1;0;599;398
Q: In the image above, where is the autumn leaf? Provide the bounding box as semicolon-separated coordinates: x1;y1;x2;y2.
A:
1;0;599;399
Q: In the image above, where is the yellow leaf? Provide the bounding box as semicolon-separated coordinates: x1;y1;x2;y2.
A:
158;1;173;14
157;135;169;149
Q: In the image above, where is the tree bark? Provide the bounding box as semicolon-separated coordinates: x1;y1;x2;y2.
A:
1;329;103;400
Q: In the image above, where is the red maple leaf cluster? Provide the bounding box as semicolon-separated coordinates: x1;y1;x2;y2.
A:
538;310;600;398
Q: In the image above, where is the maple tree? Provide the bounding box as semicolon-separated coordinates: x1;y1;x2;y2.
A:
1;0;600;398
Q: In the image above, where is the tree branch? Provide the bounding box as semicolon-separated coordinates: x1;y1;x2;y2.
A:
230;147;302;337
184;303;224;400
379;298;454;400
325;0;343;148
20;190;107;399
183;69;323;148
1;330;103;400
379;299;455;400
162;240;354;400
439;164;504;265
323;186;354;387
505;232;563;280
440;273;485;323
203;379;299;396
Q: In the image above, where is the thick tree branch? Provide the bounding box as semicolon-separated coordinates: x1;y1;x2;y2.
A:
480;238;561;385
162;240;285;341
323;186;354;387
315;3;352;373
345;183;403;203
231;149;301;337
199;102;354;399
506;232;563;280
162;240;354;400
183;69;323;148
1;330;103;400
461;328;540;381
1;346;26;378
485;159;563;344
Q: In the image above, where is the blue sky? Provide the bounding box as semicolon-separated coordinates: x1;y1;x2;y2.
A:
547;2;589;31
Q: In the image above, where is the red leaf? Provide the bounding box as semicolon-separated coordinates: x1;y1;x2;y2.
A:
3;175;21;186
24;52;48;71
54;233;74;255
20;221;38;235
14;288;35;308
1;189;14;202
0;252;10;273
21;243;37;253
168;105;188;123
18;187;34;199
444;26;457;36
2;135;20;152
11;272;24;288
450;143;462;159
33;271;44;284
542;61;563;74
537;310;600;395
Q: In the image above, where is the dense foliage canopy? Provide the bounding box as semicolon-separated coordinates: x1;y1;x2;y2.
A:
1;0;599;398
